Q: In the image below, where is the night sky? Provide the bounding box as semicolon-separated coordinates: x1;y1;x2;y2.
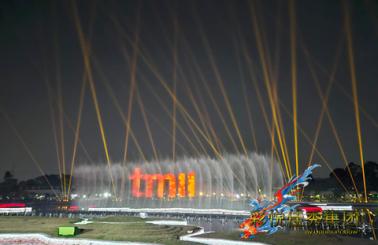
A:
0;0;377;179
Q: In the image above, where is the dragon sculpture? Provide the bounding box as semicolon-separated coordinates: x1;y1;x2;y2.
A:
240;164;321;239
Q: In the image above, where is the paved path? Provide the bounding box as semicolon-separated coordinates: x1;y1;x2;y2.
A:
180;228;269;245
0;234;158;245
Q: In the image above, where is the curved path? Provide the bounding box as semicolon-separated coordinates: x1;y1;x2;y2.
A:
5;219;267;245
180;227;268;245
0;233;158;245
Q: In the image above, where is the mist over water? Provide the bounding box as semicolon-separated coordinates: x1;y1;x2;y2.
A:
74;153;284;210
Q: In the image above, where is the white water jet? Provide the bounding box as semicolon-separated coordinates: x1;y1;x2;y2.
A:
74;152;283;210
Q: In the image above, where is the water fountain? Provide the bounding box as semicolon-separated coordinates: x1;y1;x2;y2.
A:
74;153;284;210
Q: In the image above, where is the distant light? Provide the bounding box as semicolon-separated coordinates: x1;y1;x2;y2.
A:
235;194;240;199
318;205;352;211
199;192;203;196
220;193;224;197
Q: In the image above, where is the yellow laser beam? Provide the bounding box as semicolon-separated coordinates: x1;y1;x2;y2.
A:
44;75;64;197
136;88;160;161
71;0;117;198
249;1;293;178
111;16;223;158
344;3;368;202
67;76;86;196
1;109;59;198
233;37;259;152
240;39;289;181
91;57;147;162
172;16;178;162
195;16;249;156
289;0;299;180
278;102;351;194
304;46;360;200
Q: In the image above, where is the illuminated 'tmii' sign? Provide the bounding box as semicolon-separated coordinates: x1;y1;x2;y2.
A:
129;168;195;198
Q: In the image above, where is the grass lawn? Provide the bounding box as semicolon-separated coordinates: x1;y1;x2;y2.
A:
0;216;197;245
199;230;377;245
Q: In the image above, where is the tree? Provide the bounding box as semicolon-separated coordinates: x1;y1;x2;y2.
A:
3;171;13;181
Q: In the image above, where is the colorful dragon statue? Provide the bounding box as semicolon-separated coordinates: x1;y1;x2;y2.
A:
240;164;320;239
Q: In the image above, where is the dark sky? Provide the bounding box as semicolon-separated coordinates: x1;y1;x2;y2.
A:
0;0;377;179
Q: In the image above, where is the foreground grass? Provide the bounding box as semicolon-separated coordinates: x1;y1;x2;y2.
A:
199;230;377;245
0;216;196;245
4;216;375;244
0;216;74;236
